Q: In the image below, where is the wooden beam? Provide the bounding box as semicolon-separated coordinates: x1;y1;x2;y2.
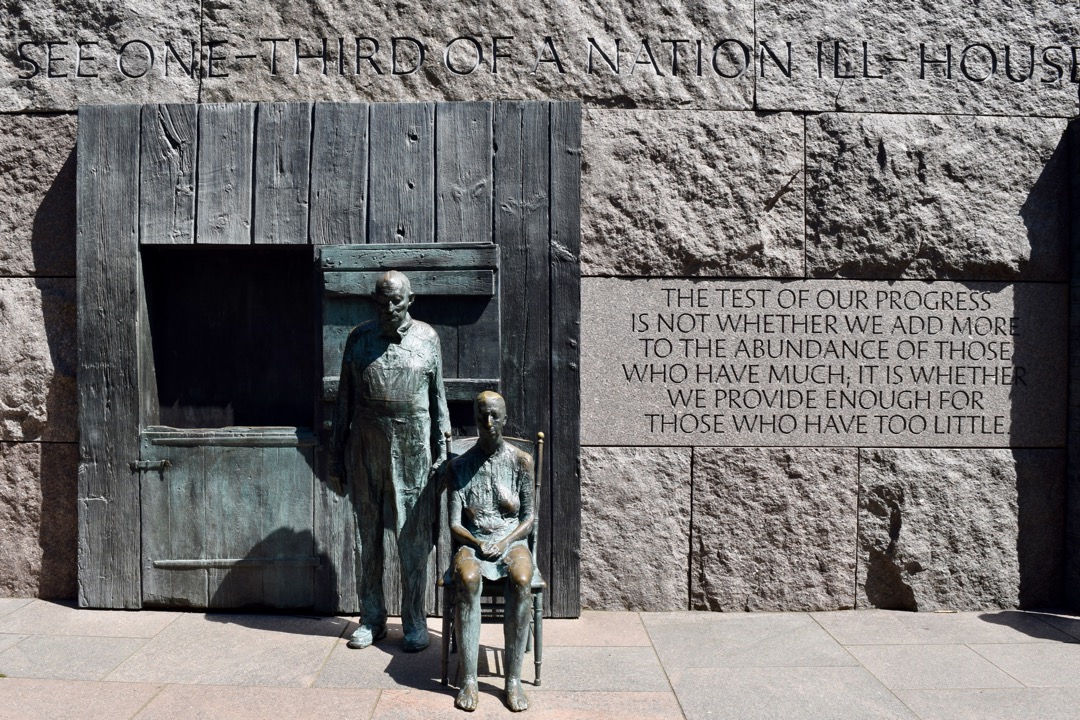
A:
77;104;143;608
310;102;369;246
139;104;196;244
323;269;494;297
548;101;582;618
368;103;435;244
196;103;255;244
495;101;553;610
436;101;493;243
319;242;497;270
254;102;313;244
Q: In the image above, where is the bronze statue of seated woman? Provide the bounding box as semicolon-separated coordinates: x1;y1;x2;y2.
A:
446;391;535;712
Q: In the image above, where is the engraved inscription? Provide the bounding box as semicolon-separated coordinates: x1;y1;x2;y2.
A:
581;279;1067;448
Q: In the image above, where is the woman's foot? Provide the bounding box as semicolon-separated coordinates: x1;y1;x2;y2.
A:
504;678;529;712
455;678;479;712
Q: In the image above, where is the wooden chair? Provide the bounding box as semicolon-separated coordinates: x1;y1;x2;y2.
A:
438;431;546;687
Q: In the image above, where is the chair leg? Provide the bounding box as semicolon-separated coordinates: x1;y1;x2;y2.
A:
533;591;543;686
441;585;452;686
526;600;534;654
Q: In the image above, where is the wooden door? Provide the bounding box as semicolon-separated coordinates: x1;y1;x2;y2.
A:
139;428;318;609
77;100;581;616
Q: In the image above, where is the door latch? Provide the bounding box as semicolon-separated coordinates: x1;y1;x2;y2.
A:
130;459;171;473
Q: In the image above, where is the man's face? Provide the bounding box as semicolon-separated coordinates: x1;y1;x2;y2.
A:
374;279;411;332
475;397;506;443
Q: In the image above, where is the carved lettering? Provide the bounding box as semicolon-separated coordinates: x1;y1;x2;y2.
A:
583;279;1065;447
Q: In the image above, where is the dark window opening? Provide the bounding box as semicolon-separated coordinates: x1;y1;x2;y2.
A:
142;245;317;429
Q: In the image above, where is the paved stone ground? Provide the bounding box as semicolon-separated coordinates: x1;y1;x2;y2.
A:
1;599;1080;719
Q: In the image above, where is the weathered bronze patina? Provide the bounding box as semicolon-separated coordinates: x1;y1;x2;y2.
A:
447;391;535;712
329;270;451;652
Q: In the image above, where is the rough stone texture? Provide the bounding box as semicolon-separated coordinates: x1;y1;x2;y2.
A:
581;110;804;278
0;279;76;442
691;448;858;611
0;114;77;277
757;1;1080;116
0;0;200;111
0;442;78;598
579;447;691;611
858;449;1066;611
199;0;754;108
807;113;1070;281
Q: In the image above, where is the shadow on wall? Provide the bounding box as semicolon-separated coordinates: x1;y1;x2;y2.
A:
1065;119;1080;612
860;123;1071;612
32;144;77;600
1014;120;1068;611
206;527;337;618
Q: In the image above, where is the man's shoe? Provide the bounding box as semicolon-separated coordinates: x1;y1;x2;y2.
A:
346;623;387;649
402;626;430;652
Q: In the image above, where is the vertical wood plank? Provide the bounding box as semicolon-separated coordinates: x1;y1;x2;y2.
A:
139;104;196;244
368;103;435;244
314;481;359;613
548;101;582;618
254;102;313;244
310;102;369;246
494;101;552;603
196;103;254;244
207;447;261;607
140;441;208;607
77;104;143;608
435;101;493;244
438;102;499;382
260;446;316;607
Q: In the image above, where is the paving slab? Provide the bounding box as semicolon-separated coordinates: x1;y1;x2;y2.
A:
970;643;1080;688
524;646;670;693
811;610;1076;646
0;600;180;638
370;688;685;720
473;611;650;648
642;611;856;668
133;684;381;720
105;613;347;687
0;677;163;720
0;634;24;653
0;634;148;681
313;627;444;690
848;644;1022;690
894;687;1080;720
669;666;916;720
0;598;31;619
1023;612;1080;642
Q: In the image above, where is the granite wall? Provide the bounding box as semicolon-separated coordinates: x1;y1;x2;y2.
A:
1;0;1077;611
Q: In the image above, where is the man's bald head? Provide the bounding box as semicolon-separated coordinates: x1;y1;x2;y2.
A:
375;270;412;297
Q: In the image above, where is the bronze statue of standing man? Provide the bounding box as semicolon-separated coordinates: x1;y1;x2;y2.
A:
329;270;450;652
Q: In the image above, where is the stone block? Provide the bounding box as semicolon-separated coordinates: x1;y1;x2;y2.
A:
756;1;1080;116
0;443;78;599
581;110;804;278
580;446;691;611
691;448;858;611
0;279;76;442
0;0;200;111
581;277;1068;449
857;448;1066;611
198;0;754;108
807;113;1070;281
0;114;77;277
